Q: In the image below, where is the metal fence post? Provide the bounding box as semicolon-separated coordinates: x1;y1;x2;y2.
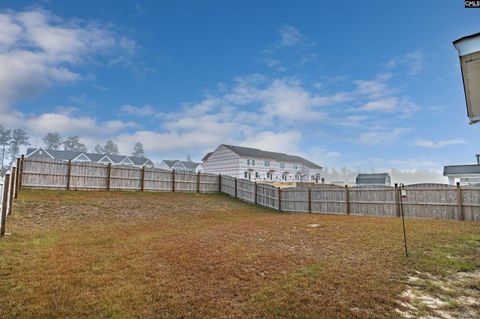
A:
172;169;176;192
1;173;11;237
141;166;145;192
254;182;257;204
456;182;465;221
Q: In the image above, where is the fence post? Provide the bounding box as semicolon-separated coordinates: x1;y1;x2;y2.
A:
1;173;11;237
234;177;237;198
106;163;111;191
456;182;464;221
394;183;400;217
197;171;201;193
172;169;175;192
308;186;312;213
345;185;350;215
254;182;257;204
8;168;15;216
278;187;282;211
66;160;72;190
14;158;20;199
18;155;24;193
141;166;145;192
218;174;222;193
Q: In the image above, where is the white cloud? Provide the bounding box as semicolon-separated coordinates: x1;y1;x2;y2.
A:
0;9;136;111
353;74;395;99
385;50;424;75
278;25;306;47
357;127;410;145
120;104;157;117
414;138;468;149
358;96;418;115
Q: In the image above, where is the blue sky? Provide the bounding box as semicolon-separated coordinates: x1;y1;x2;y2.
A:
0;0;479;179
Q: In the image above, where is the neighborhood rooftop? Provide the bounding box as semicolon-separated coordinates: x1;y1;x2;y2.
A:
443;164;480;176
26;148;153;166
162;160;201;171
356;173;391;185
204;144;322;169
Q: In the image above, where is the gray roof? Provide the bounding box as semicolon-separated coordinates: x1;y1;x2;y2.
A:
163;160;200;170
443;164;480;176
26;148;152;166
206;144;322;169
356;173;390;185
202;152;213;162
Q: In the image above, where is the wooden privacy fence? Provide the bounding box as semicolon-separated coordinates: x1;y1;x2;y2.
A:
220;179;480;222
21;158;219;193
4;158;480;224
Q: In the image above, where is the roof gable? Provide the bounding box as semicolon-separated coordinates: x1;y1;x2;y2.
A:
26;148;55;159
72;153;91;162
120;157;134;165
98;155;113;163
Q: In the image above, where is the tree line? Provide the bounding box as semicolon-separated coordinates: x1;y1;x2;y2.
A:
42;132;144;157
0;125;145;173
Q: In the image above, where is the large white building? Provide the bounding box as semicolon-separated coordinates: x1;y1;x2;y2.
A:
202;144;322;182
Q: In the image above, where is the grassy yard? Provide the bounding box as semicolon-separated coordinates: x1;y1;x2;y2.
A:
0;190;479;319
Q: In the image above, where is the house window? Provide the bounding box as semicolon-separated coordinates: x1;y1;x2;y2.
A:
244;172;248;178
255;172;259;178
252;159;255;166
294;164;298;169
265;160;270;167
280;163;285;169
247;159;250;166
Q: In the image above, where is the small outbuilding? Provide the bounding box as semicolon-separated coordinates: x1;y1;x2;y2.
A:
355;173;391;186
443;155;480;185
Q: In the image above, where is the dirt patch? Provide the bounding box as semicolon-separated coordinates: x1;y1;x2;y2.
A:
397;270;480;318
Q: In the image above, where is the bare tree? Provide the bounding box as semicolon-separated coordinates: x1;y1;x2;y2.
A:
132;142;144;157
103;140;119;155
94;144;105;154
0;125;11;171
43;132;62;150
9;128;29;164
63;136;87;152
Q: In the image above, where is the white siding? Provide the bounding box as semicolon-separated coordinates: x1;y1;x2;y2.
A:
203;146;322;182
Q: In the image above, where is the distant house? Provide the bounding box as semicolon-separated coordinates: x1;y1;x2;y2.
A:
443;155;480;185
202;144;322;182
356;173;391;186
25;148;154;168
157;160;202;173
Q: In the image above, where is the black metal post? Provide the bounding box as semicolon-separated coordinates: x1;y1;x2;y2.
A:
399;183;408;257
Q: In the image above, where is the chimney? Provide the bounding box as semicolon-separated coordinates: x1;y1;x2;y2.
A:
476;154;480;165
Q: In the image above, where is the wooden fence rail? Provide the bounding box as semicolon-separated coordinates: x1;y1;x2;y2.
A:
8;158;480;222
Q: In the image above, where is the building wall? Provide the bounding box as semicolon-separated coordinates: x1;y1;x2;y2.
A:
202;146;322;182
202;146;241;177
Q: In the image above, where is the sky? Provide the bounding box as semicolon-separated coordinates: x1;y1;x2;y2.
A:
0;0;479;182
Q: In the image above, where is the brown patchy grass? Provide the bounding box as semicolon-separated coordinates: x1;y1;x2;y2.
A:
0;190;479;319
